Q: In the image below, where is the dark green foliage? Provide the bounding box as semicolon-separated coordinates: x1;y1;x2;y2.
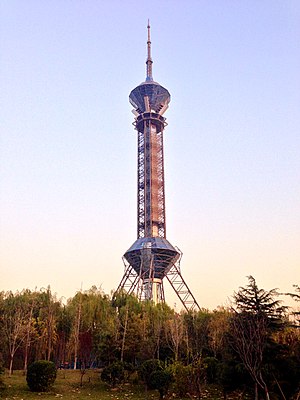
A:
285;284;300;325
233;275;286;327
26;360;56;392
203;356;218;383
271;355;300;399
184;311;212;361
264;341;300;399
149;370;172;399
101;361;125;387
94;333;119;365
0;284;298;398
169;360;209;398
216;360;250;395
231;276;287;398
139;359;163;388
189;359;207;398
168;362;192;397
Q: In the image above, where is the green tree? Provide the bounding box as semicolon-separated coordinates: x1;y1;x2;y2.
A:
183;309;212;362
54;304;73;369
231;276;286;400
34;287;61;362
207;308;230;358
166;312;184;361
67;286;115;368
233;276;286;321
21;289;39;372
112;292;146;364
284;284;300;325
144;302;173;361
1;291;35;375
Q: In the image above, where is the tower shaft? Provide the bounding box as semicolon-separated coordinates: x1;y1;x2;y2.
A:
137;115;166;238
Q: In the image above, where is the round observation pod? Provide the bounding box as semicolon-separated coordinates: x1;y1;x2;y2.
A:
129;81;170;115
124;237;180;280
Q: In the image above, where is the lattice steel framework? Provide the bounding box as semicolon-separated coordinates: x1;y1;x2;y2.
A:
136;113;166;239
116;22;200;312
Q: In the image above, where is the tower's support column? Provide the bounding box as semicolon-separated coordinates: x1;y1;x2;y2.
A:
166;255;200;312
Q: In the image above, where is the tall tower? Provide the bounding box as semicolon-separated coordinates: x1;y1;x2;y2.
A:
116;23;199;312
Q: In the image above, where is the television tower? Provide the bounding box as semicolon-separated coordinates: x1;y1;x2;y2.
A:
116;22;200;312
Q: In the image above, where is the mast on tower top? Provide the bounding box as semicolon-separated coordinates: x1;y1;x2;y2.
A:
146;20;153;81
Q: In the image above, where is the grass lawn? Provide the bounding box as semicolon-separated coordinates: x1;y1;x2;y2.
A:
1;369;152;400
1;369;252;399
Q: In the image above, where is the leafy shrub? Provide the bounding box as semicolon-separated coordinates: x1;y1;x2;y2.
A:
203;356;218;383
26;360;56;392
169;360;208;398
266;346;300;399
189;359;207;399
101;361;125;387
168;362;192;397
216;361;248;395
139;359;163;388
149;370;173;399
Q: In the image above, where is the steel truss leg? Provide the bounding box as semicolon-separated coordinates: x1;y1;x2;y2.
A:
166;261;200;312
115;258;140;295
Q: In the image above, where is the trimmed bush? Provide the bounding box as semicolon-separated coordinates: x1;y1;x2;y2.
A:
168;362;192;397
139;359;163;389
26;360;56;392
149;370;172;399
101;361;125;387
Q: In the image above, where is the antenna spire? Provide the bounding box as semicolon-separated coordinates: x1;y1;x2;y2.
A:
146;20;153;81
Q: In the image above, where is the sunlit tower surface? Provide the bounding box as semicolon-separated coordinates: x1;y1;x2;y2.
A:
116;23;200;312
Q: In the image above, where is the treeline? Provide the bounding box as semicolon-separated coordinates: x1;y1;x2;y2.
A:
0;277;299;399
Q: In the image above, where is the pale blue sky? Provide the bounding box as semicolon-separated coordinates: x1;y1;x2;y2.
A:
1;1;299;309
